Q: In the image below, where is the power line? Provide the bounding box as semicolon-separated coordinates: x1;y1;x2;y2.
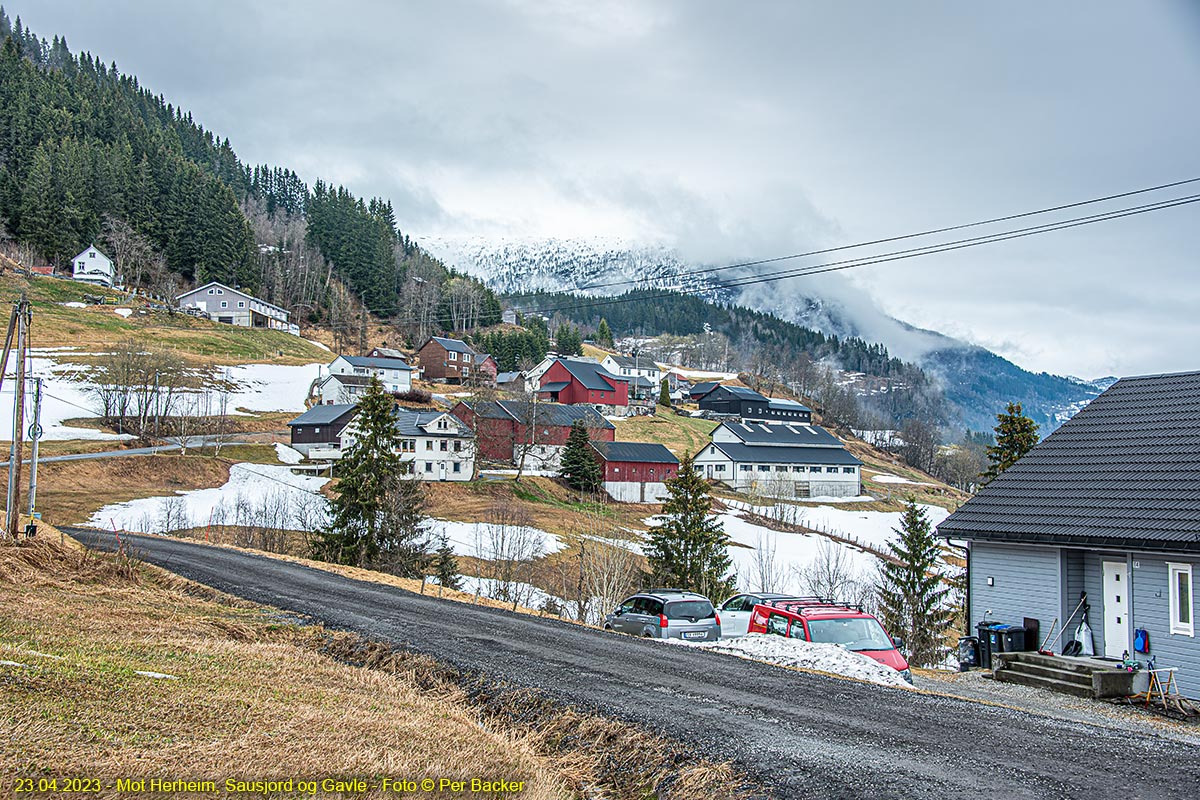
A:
347;187;1200;324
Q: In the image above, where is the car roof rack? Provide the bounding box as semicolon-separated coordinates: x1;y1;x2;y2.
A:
760;596;867;614
645;587;689;595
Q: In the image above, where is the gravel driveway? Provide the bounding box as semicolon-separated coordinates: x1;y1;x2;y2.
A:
69;528;1200;800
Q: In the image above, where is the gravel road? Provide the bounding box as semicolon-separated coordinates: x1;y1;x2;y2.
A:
69;528;1200;800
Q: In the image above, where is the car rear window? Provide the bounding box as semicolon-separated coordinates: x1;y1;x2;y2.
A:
664;600;715;620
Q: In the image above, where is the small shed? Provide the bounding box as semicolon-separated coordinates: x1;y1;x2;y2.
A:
590;440;679;503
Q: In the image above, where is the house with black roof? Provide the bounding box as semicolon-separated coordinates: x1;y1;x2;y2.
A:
534;357;630;415
286;403;359;459
697;385;812;424
692;420;862;498
590;440;679;503
938;371;1200;699
323;354;415;401
450;400;615;469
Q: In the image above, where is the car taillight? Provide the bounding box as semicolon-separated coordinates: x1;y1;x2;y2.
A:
659;614;669;628
714;613;721;626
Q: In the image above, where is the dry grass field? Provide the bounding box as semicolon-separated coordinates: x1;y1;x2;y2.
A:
0;536;746;800
612;408;718;457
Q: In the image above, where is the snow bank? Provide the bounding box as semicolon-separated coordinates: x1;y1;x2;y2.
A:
89;463;329;533
675;633;911;688
218;362;323;413
274;443;304;464
113;308;133;318
667;367;739;381
305;338;332;352
421;518;565;559
0;356;132;441
870;472;935;486
61;302;87;309
457;576;563;611
725;499;950;553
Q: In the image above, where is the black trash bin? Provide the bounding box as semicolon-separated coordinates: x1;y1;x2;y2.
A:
957;636;979;671
997;624;1026;653
977;622;1001;669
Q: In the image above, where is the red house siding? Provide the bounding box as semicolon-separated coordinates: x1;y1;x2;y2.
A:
538;361;629;407
597;459;678;483
451;404;616;462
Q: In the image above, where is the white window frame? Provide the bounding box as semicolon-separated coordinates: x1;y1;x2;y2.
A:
1168;562;1194;637
448;351;458;361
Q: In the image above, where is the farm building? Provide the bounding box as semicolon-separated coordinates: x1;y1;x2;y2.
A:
590;441;680;503
692;421;861;498
451;400;614;470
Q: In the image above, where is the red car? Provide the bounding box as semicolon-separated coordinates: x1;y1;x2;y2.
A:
747;598;912;682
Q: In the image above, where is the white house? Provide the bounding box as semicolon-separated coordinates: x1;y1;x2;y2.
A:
327;355;414;395
692;421;863;498
600;354;665;386
314;373;374;405
71;245;115;288
175;281;292;333
340;408;475;481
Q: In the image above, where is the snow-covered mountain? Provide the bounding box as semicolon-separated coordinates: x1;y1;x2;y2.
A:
418;234;1105;432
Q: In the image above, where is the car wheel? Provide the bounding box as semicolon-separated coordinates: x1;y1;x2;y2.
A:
602;624;612;631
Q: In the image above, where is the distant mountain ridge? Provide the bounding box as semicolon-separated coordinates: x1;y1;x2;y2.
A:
419;234;1105;433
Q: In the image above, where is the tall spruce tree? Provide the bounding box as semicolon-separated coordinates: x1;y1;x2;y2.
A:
312;377;404;568
596;318;614;348
875;498;953;667
980;401;1039;485
645;453;735;601
559;419;602;493
658;379;671;407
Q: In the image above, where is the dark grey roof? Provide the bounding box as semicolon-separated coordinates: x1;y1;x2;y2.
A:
288;403;358;427
557;358;628;391
713;385;769;402
392;408;472;438
463;400;615;430
937;371;1200;552
706;441;863;466
539;381;570;392
591;440;679;464
720;422;843;448
768;398;811;412
606;354;657;370
689;381;720;397
370;347;405;359
340;355;414;371
632;376;656;388
429;336;476;354
495;371;521;384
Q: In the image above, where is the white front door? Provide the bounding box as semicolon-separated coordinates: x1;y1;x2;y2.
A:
1102;561;1129;659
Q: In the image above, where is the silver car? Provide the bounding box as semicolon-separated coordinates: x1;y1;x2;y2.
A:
603;590;721;642
717;593;806;638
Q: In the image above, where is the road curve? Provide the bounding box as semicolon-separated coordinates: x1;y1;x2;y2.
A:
69;528;1200;800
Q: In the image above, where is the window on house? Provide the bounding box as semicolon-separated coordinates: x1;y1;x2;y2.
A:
792;466;804;472
842;467;856;474
426;441;433;451
208;288;216;295
314;427;321;434
1169;563;1193;636
453;462;461;473
774;466;787;472
424;462;433;473
757;465;771;472
220;301;228;308
715;464;725;472
453;441;461;452
739;465;752;471
89;251;96;258
463;354;472;363
825;467;837;473
448;351;457;361
217;289;223;294
440;440;448;451
238;301;246;308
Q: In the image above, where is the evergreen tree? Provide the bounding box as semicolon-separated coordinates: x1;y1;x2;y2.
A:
376;471;430;578
875;498;953;668
644;453;734;601
312;377;403;568
596;318;614;348
658;379;671;407
432;532;461;591
980;401;1039;484
558;419;602;493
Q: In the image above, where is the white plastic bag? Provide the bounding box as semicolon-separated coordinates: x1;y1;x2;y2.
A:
1076;619;1095;657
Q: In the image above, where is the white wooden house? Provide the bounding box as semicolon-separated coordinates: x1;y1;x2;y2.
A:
692;421;862;498
340;408;476;481
72;245;115;288
327;355;414;395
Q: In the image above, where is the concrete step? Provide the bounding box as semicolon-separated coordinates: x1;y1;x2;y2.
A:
1002;661;1093;687
994;651;1102;676
994;668;1095;699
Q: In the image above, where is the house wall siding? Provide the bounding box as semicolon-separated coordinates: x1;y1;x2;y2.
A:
1130;553;1200;699
969;542;1062;652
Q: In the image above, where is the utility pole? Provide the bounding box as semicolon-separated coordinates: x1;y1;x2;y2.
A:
6;295;29;540
28;377;41;517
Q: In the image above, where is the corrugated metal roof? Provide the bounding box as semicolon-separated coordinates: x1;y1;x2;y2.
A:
539;381;570;392
557;358;628;391
288;404;357;426
463;400;615;429
392;409;472;438
340;355;415;371
591;440;679;464
722;422;843;448
429;336;476;354
938;370;1200;552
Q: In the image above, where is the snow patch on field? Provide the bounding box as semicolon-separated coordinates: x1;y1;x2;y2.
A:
420;518;565;559
870;472;935;486
89;463;329;533
1;356;132;440
274;443;304;464
675;634;911;688
725;499;950;553
218;363;322;413
113;308;133;318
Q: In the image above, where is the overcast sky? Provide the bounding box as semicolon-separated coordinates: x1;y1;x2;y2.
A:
19;1;1200;377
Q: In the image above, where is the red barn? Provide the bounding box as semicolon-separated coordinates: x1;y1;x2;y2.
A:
589;441;680;503
450;400;615;464
537;358;629;411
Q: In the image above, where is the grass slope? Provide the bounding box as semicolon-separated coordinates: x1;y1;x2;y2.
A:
613;407;717;457
0;274;327;365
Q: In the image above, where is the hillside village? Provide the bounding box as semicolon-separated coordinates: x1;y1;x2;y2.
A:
2;8;1199;799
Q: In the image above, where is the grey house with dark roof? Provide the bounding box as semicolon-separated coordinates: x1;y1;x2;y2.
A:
938;371;1200;698
692;420;862;498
